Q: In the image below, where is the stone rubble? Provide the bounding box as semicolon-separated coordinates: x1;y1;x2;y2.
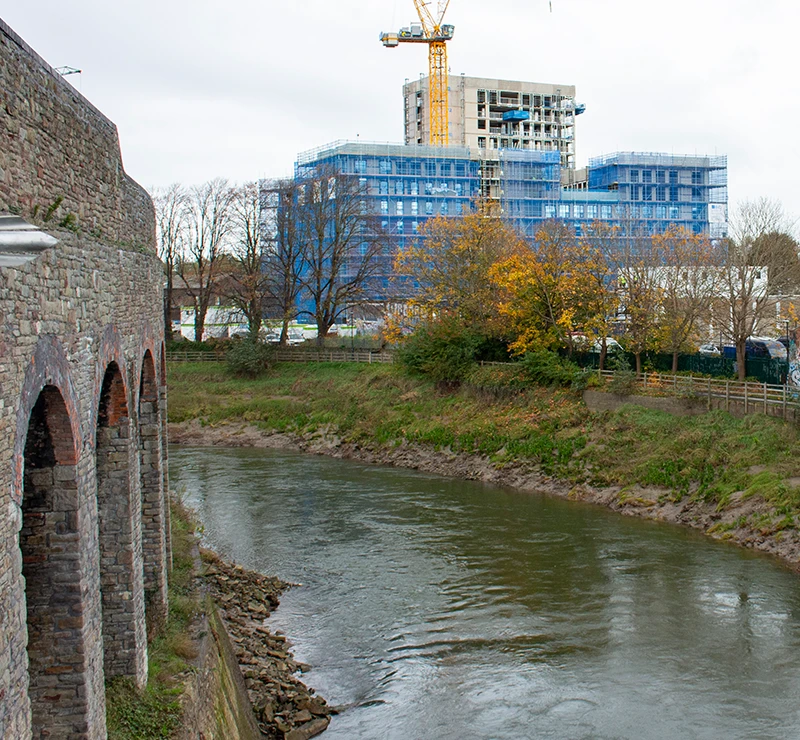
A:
201;550;333;739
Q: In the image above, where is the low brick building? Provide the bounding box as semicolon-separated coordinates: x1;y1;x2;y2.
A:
0;18;168;739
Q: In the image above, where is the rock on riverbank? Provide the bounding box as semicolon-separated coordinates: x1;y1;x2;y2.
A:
201;550;333;739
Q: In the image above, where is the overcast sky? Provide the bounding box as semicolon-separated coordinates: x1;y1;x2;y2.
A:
3;0;799;217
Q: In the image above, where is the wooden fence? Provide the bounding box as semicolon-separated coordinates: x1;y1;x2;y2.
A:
167;349;394;365
595;369;800;419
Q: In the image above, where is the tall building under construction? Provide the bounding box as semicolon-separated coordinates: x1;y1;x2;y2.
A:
403;75;583;170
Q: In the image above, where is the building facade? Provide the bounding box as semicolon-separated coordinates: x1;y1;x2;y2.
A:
403;75;583;169
289;142;728;303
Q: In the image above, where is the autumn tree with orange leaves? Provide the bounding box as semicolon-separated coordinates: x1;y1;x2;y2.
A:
394;203;525;335
490;221;603;355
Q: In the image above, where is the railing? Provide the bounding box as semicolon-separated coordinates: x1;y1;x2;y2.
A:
595;369;800;419
272;349;394;364
167;349;395;365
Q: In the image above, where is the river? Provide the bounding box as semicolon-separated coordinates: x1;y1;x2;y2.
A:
170;446;800;739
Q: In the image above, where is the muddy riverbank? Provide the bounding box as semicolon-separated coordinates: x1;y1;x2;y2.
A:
172;419;800;571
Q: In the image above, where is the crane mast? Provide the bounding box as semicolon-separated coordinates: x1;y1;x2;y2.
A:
380;1;454;147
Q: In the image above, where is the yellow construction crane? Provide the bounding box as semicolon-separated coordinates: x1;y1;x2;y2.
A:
380;1;454;147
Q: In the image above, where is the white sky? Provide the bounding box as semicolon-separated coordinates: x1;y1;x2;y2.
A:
3;0;799;217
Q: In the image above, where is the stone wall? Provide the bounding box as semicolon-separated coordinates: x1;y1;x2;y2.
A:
0;18;155;252
0;18;167;740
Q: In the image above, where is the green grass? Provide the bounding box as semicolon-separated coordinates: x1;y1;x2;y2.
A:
106;498;201;740
167;361;800;516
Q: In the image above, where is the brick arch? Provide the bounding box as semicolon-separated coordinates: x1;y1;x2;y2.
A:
95;361;147;687
138;350;168;634
21;385;90;738
12;336;81;505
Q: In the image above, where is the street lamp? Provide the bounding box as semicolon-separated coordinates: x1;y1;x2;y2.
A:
0;214;58;266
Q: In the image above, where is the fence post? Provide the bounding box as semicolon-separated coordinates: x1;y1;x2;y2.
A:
764;383;768;414
726;379;730;412
744;381;748;414
784;383;788;420
707;377;711;410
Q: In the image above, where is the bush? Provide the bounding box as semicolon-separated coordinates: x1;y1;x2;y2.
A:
520;350;583;388
226;340;274;378
397;319;502;383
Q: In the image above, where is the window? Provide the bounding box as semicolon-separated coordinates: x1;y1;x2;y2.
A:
425;161;437;176
395;180;404;195
642;170;652;183
426;201;433;215
397;220;404;234
424;182;433;195
630;169;639;183
396;201;404;215
379;160;391;174
455;182;462;195
601;204;612;219
410;180;418;195
630;185;640;201
669;170;678;184
656;186;666;201
691;169;703;184
642;186;653;202
478;137;487;149
545;204;556;218
656;205;667;219
355;159;367;174
692;187;703;201
441;202;448;215
411;200;418;215
669;204;680;219
441;162;452;176
669;186;679;202
559;204;570;218
380;200;388;214
656;170;665;184
574;204;584;218
478;120;487;130
587;204;598;219
412;221;419;232
379;180;389;195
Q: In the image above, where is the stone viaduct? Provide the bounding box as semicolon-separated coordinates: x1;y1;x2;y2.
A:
0;18;168;739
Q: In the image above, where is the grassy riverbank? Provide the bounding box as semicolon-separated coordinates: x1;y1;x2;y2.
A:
168;361;800;521
106;499;199;739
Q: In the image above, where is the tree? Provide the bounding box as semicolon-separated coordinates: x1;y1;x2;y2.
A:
490;220;596;354
394;202;525;334
261;178;306;345
296;167;389;344
654;226;721;372
716;198;796;379
224;182;269;340
153;183;188;339
177;178;235;342
579;222;621;370
615;230;664;375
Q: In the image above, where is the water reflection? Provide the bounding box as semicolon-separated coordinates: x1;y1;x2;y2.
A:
171;446;800;739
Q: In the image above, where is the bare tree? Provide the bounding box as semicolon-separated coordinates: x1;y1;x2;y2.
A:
655;226;721;372
261;178;306;345
153;183;188;339
224;182;269;340
296;167;389;344
716;198;795;379
615;231;664;375
177;178;235;342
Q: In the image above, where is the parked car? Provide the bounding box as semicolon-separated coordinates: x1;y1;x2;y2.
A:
698;343;721;356
721;337;787;361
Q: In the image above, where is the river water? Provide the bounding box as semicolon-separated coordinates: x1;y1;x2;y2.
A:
170;446;800;739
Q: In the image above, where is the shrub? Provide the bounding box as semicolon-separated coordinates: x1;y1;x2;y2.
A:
520;350;583;388
396;318;501;383
226;340;274;378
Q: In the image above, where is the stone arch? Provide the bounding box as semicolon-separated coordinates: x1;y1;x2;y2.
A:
21;384;90;738
95;361;147;687
138;349;168;634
